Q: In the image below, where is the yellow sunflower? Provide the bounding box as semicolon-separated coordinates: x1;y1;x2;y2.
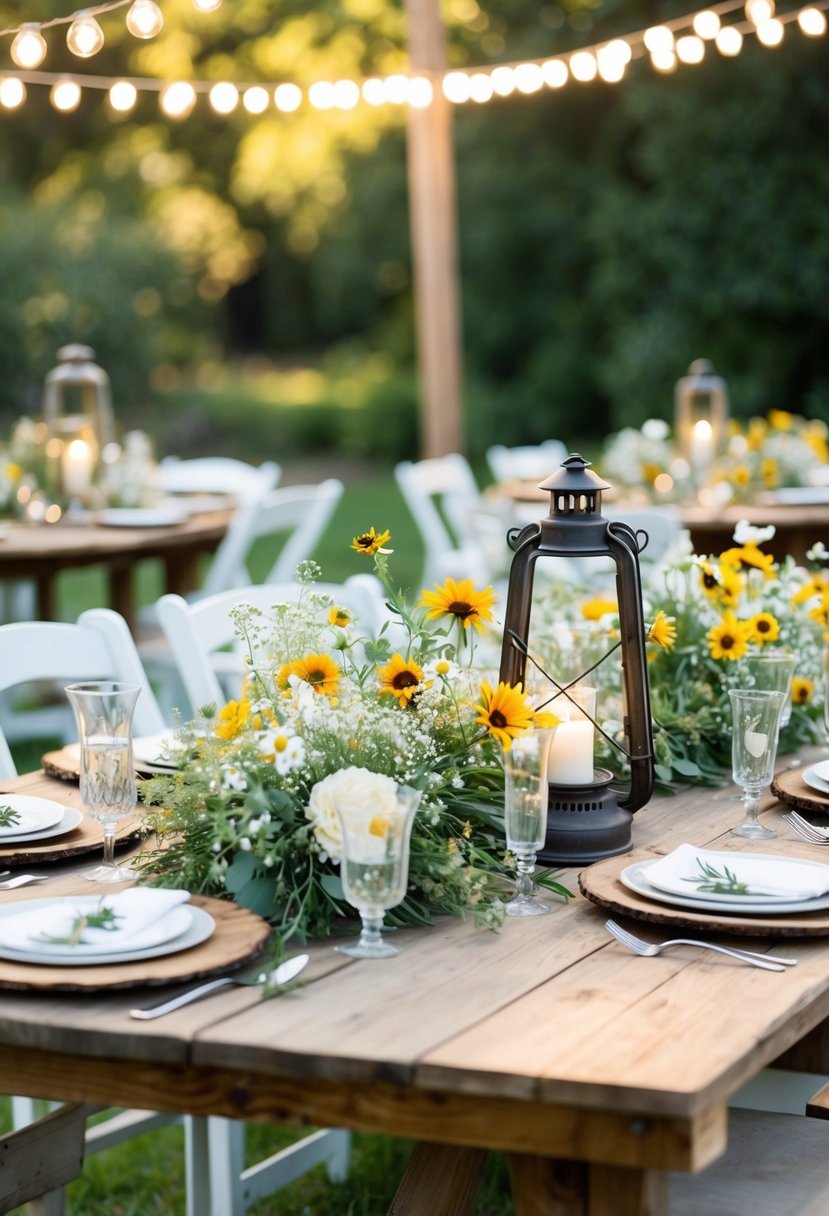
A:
717;562;744;607
351;526;391;556
707;611;750;661
419;578;496;633
328;606;351;628
378;653;424;706
647;610;677;651
581;596;618;621
808;592;829;630
761;457;779;489
473;680;535;750
719;543;776;579
731;464;751;488
214;698;251;740
746;611;780;645
792;574;829;606
792;677;814;705
768;409;793;431
279;653;341;698
697;560;722;600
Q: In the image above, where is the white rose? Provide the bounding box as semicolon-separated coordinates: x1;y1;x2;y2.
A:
306;767;399;864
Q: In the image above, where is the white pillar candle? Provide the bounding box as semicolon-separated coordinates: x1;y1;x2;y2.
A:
547;719;594;785
690;418;714;479
62;437;94;498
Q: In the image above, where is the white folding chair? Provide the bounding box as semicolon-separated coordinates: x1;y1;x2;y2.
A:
394;454;504;588
155;575;387;716
203;478;344;595
155;456;281;500
486;440;568;484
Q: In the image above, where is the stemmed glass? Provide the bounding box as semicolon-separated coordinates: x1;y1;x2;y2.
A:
823;645;829;749
335;785;422;958
65;681;140;883
742;650;795;731
728;688;786;840
503;730;551;917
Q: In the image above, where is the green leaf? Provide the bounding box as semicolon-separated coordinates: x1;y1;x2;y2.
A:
224;852;257;894
320;873;344;899
234;876;278;917
672;758;702;778
654;763;673;783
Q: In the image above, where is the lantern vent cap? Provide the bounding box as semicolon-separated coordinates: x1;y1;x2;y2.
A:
538;452;611;495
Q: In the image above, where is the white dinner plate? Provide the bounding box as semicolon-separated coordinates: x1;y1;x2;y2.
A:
802;766;829;798
97;508;188;528
0;900;214;966
642;845;829;905
0;795;67;840
0;806;83;845
132;733;185;770
0;904;193;959
620;857;829;916
763;487;829;505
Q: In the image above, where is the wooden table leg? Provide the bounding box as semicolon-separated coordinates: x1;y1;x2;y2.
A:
35;572;56;622
588;1164;668;1216
509;1153;587;1216
387;1143;487;1215
164;548;203;599
108;565;136;633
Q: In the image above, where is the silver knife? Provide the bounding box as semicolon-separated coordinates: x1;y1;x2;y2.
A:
128;954;309;1020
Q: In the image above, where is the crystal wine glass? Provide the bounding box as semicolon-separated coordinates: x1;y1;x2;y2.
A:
742;650;795;731
335;784;422;959
503;730;552;917
727;687;786;840
65;681;140;883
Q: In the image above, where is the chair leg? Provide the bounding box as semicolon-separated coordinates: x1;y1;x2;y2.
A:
184;1116;215;1216
206;1118;246;1216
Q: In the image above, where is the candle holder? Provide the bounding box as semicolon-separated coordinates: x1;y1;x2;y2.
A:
674;359;729;492
498;453;655;865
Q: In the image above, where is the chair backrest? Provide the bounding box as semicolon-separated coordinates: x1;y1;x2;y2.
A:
0;609;166;778
155;457;281;501
486;440;568;484
394;455;495;587
203;479;344;595
156;575;386;715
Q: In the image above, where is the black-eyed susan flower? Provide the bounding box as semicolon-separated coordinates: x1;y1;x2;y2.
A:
809;592;829;630
696;559;722;599
720;543;777;579
214;698;252;740
472;679;534;750
793;573;829;606
707;611;750;661
581;596;618;622
419;578;496;633
746;611;780;645
792;677;814;705
717;563;744;607
351;526;391;556
647;610;677;651
328;605;351;628
378;653;424;706
279;653;341;698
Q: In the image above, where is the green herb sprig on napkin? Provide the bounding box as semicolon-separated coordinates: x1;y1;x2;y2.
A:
38;903;121;946
0;804;22;829
684;859;751;896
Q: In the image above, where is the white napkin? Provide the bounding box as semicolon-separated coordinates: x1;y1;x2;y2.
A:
646;844;829;901
0;888;191;953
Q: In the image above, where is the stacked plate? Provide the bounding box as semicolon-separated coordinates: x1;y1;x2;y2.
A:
0;889;215;966
132;732;187;775
0;795;83;847
621;843;829;916
802;760;829;801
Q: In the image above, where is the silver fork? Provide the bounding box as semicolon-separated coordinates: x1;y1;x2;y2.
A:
604;919;796;971
785;811;829;844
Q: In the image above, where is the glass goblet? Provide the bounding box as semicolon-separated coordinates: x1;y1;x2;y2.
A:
504;730;552;917
335;784;422;959
742;650;795;730
823;645;829;750
65;681;140;883
727;687;786;840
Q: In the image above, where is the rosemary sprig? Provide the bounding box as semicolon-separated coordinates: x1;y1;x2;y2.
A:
0;804;22;829
38;902;121;946
683;858;751;896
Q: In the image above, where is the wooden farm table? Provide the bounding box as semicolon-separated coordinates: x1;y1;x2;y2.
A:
5;766;829;1213
0;507;233;630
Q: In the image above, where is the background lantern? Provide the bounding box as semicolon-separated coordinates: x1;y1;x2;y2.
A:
499;453;655;864
674;358;729;490
42;344;115;504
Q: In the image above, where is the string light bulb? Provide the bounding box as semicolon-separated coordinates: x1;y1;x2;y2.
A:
443;71;471;103
756;17;784;44
542;60;568;88
0;77;26;108
514;63;544;93
11;25;47;69
109;80;138;112
160;80;196;118
798;6;827;34
676;34;705;62
51;79;82;111
570;51;598;82
193;0;222;9
490;66;517;95
66;12;105;58
644;26;674;55
274;83;302;112
242;85;269;113
715;26;744;54
650;49;677;71
745;0;775;24
407;76;433;108
692;11;721;39
126;0;164;40
468;72;494;102
208;82;239;113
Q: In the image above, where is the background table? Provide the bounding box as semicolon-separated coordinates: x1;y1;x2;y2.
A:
0;507;233;630
5;763;829;1213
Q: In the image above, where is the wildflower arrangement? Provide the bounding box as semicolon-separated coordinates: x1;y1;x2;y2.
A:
530;521;826;788
137;537;567;948
600;411;828;504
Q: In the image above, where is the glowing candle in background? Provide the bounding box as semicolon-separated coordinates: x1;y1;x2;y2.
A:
690;418;714;480
546;685;597;785
62;437;94;498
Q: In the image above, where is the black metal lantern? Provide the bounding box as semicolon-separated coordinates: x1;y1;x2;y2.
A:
498;453;655;864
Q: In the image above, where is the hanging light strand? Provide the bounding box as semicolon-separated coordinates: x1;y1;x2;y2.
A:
1;0;826;116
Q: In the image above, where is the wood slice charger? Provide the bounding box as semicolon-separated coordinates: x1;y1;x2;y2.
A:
0;895;271;993
771;767;829;815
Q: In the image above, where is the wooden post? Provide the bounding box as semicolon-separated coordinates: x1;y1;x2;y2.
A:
404;0;463;458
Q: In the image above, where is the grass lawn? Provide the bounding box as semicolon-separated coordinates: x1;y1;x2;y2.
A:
1;466;519;1215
